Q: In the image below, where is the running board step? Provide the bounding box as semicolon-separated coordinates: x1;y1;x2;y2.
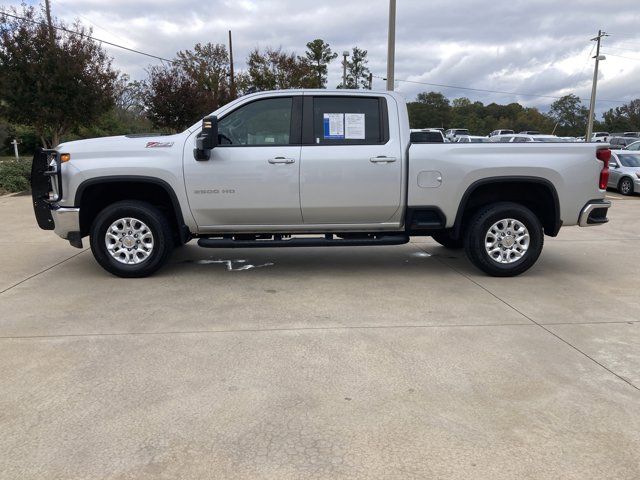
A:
197;235;409;249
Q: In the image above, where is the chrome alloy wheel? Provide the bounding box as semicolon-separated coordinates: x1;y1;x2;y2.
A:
105;217;154;265
484;218;530;264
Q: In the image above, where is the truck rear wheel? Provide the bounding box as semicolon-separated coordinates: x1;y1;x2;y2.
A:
464;202;543;277
89;201;174;278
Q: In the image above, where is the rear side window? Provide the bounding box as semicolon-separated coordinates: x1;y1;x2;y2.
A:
312;97;386;145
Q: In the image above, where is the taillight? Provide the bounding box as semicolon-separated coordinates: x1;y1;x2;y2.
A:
597;148;610;190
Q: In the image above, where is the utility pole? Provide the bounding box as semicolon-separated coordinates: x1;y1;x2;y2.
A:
386;0;396;91
228;30;236;99
44;0;55;44
586;30;608;141
368;72;373;90
342;50;350;88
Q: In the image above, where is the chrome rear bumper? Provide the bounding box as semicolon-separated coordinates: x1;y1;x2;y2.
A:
578;200;611;227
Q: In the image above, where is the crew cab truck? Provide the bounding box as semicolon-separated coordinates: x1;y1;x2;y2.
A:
31;90;612;278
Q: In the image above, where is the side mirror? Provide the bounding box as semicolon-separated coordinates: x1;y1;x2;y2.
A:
194;115;218;161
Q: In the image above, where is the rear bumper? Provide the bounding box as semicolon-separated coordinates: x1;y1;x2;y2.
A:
578;199;611;227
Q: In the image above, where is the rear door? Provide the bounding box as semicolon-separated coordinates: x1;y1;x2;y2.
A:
299;95;402;224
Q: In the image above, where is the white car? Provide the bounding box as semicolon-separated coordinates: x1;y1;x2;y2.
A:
591;132;609;142
455;135;491;143
625;140;640;151
444;128;470;141
491;134;567;143
488;129;514;137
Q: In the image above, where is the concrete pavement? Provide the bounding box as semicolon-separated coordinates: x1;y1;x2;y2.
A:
0;192;638;479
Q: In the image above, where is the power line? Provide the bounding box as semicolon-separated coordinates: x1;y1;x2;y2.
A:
601;52;640;61
0;11;174;64
372;74;628;104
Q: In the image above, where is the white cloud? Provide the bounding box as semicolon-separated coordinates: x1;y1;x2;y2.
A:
46;0;640;115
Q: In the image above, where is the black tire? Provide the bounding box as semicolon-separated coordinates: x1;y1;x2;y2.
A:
89;201;174;278
431;231;464;249
464;202;544;277
619;177;634;196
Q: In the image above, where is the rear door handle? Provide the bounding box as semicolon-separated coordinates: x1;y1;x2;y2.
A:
268;157;295;164
370;156;397;163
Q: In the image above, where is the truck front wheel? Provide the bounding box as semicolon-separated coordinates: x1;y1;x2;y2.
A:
464;202;543;277
89;201;174;278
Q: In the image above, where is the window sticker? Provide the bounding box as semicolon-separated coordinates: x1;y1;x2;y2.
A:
345;113;365;139
323;113;344;139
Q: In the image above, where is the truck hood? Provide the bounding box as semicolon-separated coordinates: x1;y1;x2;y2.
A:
56;133;185;159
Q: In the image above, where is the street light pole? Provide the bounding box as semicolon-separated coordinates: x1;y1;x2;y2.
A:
342;51;350;88
386;0;396;91
586;30;608;141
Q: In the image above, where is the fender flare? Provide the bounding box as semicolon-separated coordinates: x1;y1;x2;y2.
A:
452;176;562;238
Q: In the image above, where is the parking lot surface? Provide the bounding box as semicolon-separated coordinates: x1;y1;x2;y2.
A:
1;192;639;479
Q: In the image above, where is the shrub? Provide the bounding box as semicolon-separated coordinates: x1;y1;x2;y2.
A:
0;158;31;193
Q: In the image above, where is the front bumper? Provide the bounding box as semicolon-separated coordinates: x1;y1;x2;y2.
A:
31;149;83;248
52;206;82;247
578;199;611;227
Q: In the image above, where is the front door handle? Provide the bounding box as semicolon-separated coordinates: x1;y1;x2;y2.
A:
268;157;295;164
370;156;397;163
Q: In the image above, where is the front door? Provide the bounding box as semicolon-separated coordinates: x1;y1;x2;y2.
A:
184;96;302;228
300;95;402;224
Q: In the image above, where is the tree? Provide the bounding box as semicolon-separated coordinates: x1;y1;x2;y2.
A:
548;94;589;136
603;99;640;132
113;74;145;114
142;65;215;131
244;47;316;91
407;91;451;128
0;4;117;147
338;47;370;89
175;43;233;109
303;39;338;88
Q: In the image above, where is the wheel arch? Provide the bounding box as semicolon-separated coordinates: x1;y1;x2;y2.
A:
452;176;561;239
75;176;190;243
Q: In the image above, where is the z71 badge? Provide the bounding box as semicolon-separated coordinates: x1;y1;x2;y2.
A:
146;141;174;148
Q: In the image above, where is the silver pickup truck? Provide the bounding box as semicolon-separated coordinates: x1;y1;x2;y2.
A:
31;89;612;278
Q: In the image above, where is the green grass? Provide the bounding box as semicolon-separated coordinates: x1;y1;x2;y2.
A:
0;156;31;194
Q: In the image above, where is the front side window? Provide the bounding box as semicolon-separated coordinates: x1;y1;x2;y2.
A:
313;97;384;145
218;97;293;146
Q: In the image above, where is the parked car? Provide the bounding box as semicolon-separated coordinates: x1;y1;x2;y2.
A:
455;135;492;143
519;130;541;135
608;136;640;149
492;134;567;143
410;129;445;143
31;89;612;278
609;132;640;140
608;151;640;195
488;129;514;137
591;132;609;142
624;140;640;151
444;128;470;141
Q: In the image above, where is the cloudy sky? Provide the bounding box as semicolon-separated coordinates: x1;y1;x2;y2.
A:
36;0;640;115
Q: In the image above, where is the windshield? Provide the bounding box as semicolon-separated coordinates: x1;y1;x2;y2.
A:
617;155;640;167
470;138;491;143
455;129;470;135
